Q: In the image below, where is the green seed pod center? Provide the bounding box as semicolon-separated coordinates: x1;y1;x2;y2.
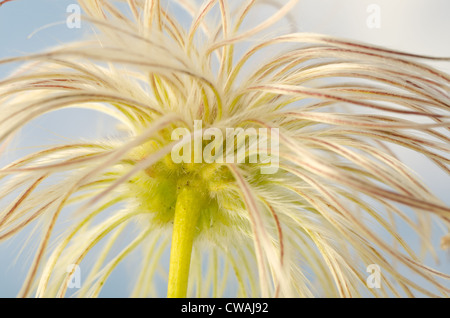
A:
127;139;238;238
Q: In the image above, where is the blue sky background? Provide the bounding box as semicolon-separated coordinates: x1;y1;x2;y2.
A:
0;0;449;297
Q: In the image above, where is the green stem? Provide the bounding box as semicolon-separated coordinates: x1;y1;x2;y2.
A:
167;185;204;298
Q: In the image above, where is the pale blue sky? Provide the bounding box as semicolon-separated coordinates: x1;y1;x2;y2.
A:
0;0;449;297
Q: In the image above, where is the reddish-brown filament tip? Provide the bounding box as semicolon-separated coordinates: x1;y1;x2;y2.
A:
0;0;15;6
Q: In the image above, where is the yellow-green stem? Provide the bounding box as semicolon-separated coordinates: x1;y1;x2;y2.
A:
167;185;204;298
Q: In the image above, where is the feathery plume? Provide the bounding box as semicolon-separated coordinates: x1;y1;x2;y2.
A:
0;0;449;297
